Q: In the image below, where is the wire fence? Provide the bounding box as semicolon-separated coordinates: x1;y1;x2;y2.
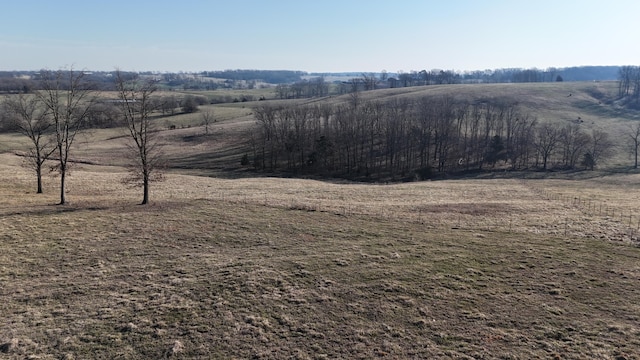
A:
203;179;639;246
521;179;640;245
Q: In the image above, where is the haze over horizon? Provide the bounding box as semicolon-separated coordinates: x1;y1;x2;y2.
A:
1;0;639;73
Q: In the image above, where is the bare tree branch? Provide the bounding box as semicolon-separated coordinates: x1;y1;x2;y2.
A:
114;70;164;205
35;68;96;204
2;94;56;193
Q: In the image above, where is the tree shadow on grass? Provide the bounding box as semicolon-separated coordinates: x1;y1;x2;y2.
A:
0;204;110;218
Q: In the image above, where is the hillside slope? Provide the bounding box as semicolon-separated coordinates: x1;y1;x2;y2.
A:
4;81;636;177
1;153;640;358
155;81;640;176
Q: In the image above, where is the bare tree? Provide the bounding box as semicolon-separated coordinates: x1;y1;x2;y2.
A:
2;94;55;193
181;95;198;113
160;95;178;115
380;70;388;82
36;68;96;205
114;70;164;205
585;129;615;170
508;114;537;169
361;73;377;91
559;124;590;169
311;76;328;97
534;123;560;170
253;103;280;170
626;122;640;168
618;66;634;97
201;110;214;135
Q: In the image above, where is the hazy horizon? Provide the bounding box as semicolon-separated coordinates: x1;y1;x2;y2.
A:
0;65;626;75
1;0;639;73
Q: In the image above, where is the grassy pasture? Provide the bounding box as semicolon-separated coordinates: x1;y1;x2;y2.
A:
4;81;638;172
159;81;640;172
1;152;640;358
2;82;640;358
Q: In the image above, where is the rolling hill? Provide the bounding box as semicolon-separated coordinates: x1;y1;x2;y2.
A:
1;81;640;358
66;81;640;178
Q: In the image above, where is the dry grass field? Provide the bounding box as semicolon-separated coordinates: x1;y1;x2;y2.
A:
2;82;640;359
1;151;640;359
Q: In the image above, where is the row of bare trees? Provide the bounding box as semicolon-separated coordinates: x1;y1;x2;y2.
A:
251;97;617;180
1;68;163;205
618;66;640;107
275;77;329;99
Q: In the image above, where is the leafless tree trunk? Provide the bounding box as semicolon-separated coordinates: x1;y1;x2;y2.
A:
534;123;560;170
201;110;214;135
586;129;615;170
2;94;55;193
559;124;590;169
115;70;164;205
36;68;95;205
626;123;640;168
618;66;634;97
253;104;280;170
509;114;537;169
361;73;377;90
432;96;457;172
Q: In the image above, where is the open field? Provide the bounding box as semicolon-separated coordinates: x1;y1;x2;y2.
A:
5;81;639;173
1;151;640;358
2;82;640;358
152;81;640;172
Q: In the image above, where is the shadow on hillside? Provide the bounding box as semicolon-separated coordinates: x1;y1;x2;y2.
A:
0;204;110;218
162;154;640;184
0;199;204;218
446;166;640;182
574;100;640;120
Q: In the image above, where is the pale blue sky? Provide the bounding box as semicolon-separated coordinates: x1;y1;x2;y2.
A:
1;0;639;73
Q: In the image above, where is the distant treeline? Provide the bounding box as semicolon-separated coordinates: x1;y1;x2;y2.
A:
309;66;621;85
617;65;640;109
0;66;624;94
0;71;129;93
250;97;615;181
360;66;621;87
201;70;306;84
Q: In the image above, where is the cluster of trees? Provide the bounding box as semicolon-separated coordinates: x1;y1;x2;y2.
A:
275;77;329;99
472;66;619;83
394;70;460;87
348;67;619;90
1;69;165;204
161;73;220;90
250;96;618;181
264;67;620;100
618;66;640;108
0;66;622;96
0;72;35;93
202;70;305;84
329;66;620;94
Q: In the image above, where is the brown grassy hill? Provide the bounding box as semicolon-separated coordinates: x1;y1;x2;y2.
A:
1;152;640;358
5;81;635;176
159;81;640;175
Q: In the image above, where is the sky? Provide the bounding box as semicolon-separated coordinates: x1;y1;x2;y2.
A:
1;0;639;73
